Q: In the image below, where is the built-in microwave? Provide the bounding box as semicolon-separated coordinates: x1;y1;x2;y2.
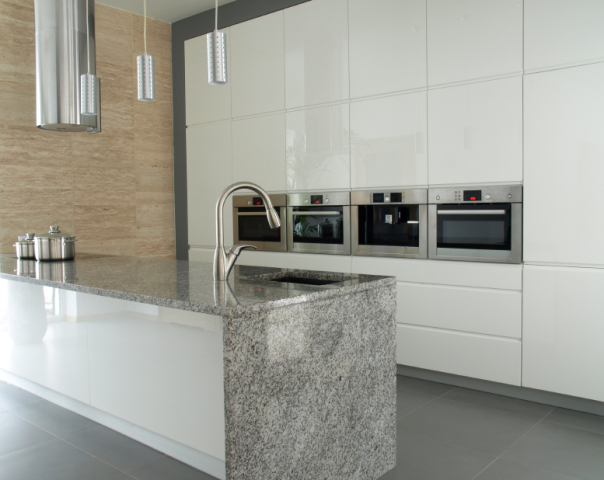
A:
233;194;287;252
287;191;351;255
351;189;428;259
428;185;523;264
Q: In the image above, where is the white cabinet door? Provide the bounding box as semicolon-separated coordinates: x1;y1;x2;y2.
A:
524;63;604;267
523;266;604;403
230;11;285;118
349;0;426;99
185;33;231;126
525;0;604;72
428;76;522;185
350;92;427;189
186;122;233;248
427;0;522;86
284;0;349;109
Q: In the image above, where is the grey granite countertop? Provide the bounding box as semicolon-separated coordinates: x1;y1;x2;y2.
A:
0;254;395;316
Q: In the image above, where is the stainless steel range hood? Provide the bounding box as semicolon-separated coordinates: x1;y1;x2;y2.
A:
35;0;100;133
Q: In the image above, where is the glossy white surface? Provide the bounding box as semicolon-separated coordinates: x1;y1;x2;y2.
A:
232;113;286;192
427;0;523;86
237;250;353;274
286;103;350;191
350;92;427;188
185;33;232;126
398;282;521;338
523;266;604;403
428;76;522;185
524;63;604;267
348;0;427;99
397;324;522;385
524;0;604;72
189;247;215;263
284;0;349;109
230;11;285;118
186;122;233;248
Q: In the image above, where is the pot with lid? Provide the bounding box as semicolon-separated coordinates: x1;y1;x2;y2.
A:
34;226;76;261
14;233;36;259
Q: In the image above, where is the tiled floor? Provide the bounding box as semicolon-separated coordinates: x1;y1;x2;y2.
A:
1;377;603;480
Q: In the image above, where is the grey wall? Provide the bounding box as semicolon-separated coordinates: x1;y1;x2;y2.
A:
171;0;311;260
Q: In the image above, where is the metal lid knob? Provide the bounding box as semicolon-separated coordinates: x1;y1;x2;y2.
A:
49;226;60;234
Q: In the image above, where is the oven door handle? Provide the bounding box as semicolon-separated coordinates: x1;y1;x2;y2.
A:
236;212;271;216
437;209;508;215
293;211;342;216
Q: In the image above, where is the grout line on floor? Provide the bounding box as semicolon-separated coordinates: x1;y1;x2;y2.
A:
396;384;457;421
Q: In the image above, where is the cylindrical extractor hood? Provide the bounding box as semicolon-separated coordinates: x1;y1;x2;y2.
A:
35;0;100;133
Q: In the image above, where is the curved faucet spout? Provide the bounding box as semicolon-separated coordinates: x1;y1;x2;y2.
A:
214;182;281;281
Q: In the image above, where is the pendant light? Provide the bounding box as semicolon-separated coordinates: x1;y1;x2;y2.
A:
207;0;227;85
81;0;100;116
137;0;155;101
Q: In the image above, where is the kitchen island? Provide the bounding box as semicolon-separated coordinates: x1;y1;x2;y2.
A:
0;255;396;480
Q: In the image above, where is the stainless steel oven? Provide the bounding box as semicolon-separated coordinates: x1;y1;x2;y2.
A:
428;185;522;264
233;194;287;252
287;191;351;255
352;189;427;259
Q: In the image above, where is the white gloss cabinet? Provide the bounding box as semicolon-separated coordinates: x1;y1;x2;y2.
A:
184;33;231;126
428;76;522;185
230;12;285;118
284;0;349;109
523;266;604;403
286;103;350;191
348;0;427;99
427;0;523;86
524;0;604;72
350;92;427;188
524;63;604;267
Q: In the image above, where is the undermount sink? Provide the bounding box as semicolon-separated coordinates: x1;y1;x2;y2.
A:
243;271;354;287
268;276;343;286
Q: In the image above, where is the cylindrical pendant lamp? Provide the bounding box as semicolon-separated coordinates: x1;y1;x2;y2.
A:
207;0;227;85
137;0;155;101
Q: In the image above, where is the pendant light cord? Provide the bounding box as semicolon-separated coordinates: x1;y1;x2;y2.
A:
86;0;91;73
215;0;218;31
144;0;148;54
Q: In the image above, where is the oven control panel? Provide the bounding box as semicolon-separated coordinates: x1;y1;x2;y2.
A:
287;191;350;207
351;189;427;206
429;185;523;204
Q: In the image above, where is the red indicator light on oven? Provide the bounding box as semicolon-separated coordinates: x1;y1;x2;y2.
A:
255;201;261;205
470;196;476;201
315;200;320;204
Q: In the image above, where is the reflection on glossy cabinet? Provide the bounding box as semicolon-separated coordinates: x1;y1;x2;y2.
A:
524;63;604;267
350;92;427;188
349;0;426;98
427;0;522;86
286;103;350;191
428;76;522;185
284;0;349;109
523;266;604;403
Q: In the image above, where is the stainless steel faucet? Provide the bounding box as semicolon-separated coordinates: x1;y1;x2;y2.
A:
214;182;281;281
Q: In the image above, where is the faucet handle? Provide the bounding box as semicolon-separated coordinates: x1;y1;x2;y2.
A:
229;244;257;257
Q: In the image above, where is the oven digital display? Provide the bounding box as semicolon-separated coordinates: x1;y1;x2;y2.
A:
463;190;482;202
373;193;385;203
311;195;323;205
390;192;402;203
252;197;263;206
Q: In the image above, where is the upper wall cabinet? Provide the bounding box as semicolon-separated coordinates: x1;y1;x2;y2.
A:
286;103;350;191
525;0;604;72
427;0;522;86
349;0;427;99
230;12;285;118
350;92;427;189
284;0;349;109
185;32;232;126
524;63;604;267
428;76;522;185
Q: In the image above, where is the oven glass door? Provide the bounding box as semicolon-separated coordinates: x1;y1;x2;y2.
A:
237;207;281;243
357;205;420;247
292;207;344;245
437;204;511;250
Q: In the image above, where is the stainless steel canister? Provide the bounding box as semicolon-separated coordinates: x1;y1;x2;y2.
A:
34;226;76;261
14;233;36;259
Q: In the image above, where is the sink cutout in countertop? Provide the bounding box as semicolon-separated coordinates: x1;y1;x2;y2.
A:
267;276;343;286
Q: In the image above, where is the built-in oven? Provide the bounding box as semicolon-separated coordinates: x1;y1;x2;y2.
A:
351;189;427;259
287;192;351;255
233;194;287;252
428;185;523;264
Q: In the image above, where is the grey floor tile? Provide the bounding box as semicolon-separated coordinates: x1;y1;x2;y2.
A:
63;424;165;472
398;398;539;456
12;400;97;437
545;408;604;436
475;459;579;480
0;411;54;456
378;430;495;480
0;384;43;411
502;422;604;480
127;455;217;480
0;438;122;480
397;390;435;419
442;387;554;420
396;376;454;397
